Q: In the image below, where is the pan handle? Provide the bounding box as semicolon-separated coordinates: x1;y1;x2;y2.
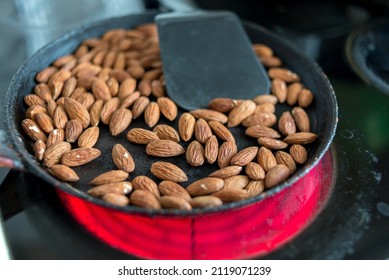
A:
0;130;25;171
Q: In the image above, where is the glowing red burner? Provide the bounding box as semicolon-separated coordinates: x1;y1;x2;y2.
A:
57;150;334;259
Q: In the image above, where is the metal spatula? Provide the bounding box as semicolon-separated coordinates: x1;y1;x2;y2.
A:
156;11;270;111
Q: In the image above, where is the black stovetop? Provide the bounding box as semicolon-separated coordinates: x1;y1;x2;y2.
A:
1;0;389;259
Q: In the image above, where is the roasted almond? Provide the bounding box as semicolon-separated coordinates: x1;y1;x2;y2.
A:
100;97;120;124
271;78;287;103
36;66;57;83
89;170;129;185
257;137;288;150
64;97;90;128
46;128;65;148
127;128;159;144
102;193;130;207
245;125;280;139
275;151;297;174
190;196;223;208
34;113;54;134
298;88;314;108
138;78;152;96
254;103;276;114
26;105;48;121
208;120;235;143
253;94;278;105
146;139;185;157
242;112;277;127
245;180;265;197
227;100;256;127
278;111;296;136
120;91;140;109
178;112;196;142
186;140;205;167
65;119;83;143
157;97;177;121
268;67;300;83
209;165;242;179
223;175;250;190
265;164;290;188
49;164;79;181
62;147;101;167
159;196;192;210
245;162;265;180
257;146;277;172
22;118;47;142
186;177;224;196
204;135;219;164
109;108;132;136
292;107;310;132
46;100;57;118
289;144;308;164
112;143;135;173
230;146;258;166
144;101;160;127
190;109;228;124
286;82;303;106
78;126;99;148
158;181;191;201
284;132;318;144
153;124;180;142
92;78;111;101
53;105;68;129
194;118;213;144
118;77;137;100
131;96;150;119
217;141;238;168
150;161;188;182
131;175;160;197
87;181;133;197
151;79;166;98
130;189;161;210
208;98;237;113
33;139;46;161
252;43;273;57
212;188;250;202
34;83;53;102
43;141;71;168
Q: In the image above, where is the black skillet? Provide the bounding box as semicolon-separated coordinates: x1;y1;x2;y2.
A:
0;11;337;217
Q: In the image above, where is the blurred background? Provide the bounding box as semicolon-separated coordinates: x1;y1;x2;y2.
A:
0;0;389;259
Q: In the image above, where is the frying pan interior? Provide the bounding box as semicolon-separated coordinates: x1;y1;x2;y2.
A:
5;11;338;215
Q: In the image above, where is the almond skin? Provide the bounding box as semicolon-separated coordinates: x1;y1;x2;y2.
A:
271;78;287;103
190;196;223;208
65;119;83;143
35;113;54;134
265;164;290;188
217;141;238;168
223;175;250;190
144;101;160;127
33;139;46;161
245;162;265;180
178;112;196;142
190;109;228;124
212;188;250;202
109;108;132;136
22;118;47;142
289;144;308;164
186;140;205;167
146;139;185;157
284;132;318;144
287;82;303;106
78;127;99;148
245;180;265;197
275;151;297;174
268;67;300;83
153;124;180;142
130;189;161;210
245;125;280;139
89;170;129;185
204;135;219;164
43;141;71;168
257;147;277;172
112;144;135;173
292;107;310;132
209;165;242;179
87;181;133;197
127;128;159;144
258;137;288;150
208;120;235;143
208;98;237;113
64;97;90;128
131;175;160;197
49;164;79;181
230;146;259;166
278;111;296;136
158;181;191;201
227;100;256;127
61;147;101;167
92;78;111;101
298;88;314;108
150;162;188;182
186;177;224;196
194;118;213;144
242;112;277;127
102;193;130;207
159;196;192;210
157;97;177;121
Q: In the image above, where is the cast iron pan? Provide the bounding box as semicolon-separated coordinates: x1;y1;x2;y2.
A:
0;11;338;216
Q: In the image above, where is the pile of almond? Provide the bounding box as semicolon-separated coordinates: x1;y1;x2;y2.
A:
22;23;317;211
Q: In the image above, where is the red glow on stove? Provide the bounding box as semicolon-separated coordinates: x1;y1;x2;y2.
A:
58;151;334;259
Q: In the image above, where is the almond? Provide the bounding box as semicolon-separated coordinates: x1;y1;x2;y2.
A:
186;140;205;167
49;164;79;181
204;135;219;164
118;77;137;100
89;170;129;185
46;128;65;147
178;112;196;142
194;118;213;144
223;175;250;190
102;193;130;207
265;164;290;188
131;96;150;118
120;91;140;109
275;151;297;174
227;100;256;127
150;161;188;182
292;107;310;132
61;147;101;167
284;132;318;144
107;77;119;96
158;181;191;201
208;120;235;143
65;119;83;143
78;126;99;148
64;97;90;128
157;97;177;121
112;143;135;173
131;175;160;197
92;78;111;101
286;82;303;106
43;141;71;168
258;137;288;150
245;180;265;197
46;100;57;118
190;196;223;208
62;77;78;98
127;128;159;144
209;165;242;179
230;146;258;166
271;78;287;103
22;118;47;142
159;196;192;210
26;105;48;121
253;94;278;105
254;103;276;114
87;181;133;197
36;66;57;83
257;147;277;172
212;188;250;202
278;111;296;136
146;139;185;157
109;108;132;136
217;141;238;168
34;83;53;102
245;125;280;138
245;162;265;180
289;144;308;164
100;97;120;124
186;177;224;196
268;67;300;83
130;189;161;210
138;79;152;96
208;98;237;113
260;56;282;67
242;112;277;127
190;109;228;124
144;101;160;127
298;88;314;108
53;105;68;129
151;79;166;98
33;139;46;161
252;44;273;57
34;113;54;134
153;124;180;142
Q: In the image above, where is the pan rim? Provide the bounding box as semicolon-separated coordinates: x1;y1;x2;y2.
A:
4;12;338;217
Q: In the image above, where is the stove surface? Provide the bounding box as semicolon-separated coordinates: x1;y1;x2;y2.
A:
1;0;389;259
